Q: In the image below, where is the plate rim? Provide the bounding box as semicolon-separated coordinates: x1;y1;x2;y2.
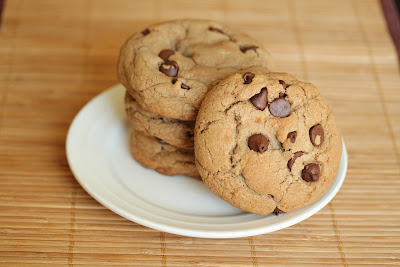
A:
66;84;348;239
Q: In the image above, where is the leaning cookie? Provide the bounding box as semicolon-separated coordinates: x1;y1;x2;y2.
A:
130;129;201;179
195;71;342;215
125;92;195;150
118;19;273;121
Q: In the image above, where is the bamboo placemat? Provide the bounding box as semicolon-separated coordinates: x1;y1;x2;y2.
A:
1;0;399;266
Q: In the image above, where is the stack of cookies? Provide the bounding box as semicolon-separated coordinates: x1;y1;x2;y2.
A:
118;20;273;180
118;20;342;215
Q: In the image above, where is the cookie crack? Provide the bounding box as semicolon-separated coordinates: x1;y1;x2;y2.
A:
223;100;247;114
229;115;242;169
195;158;208;173
205;145;216;166
199;119;220;134
229;144;238;166
229;114;241;167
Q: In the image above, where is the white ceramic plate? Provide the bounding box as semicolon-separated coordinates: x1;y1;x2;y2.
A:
66;84;347;239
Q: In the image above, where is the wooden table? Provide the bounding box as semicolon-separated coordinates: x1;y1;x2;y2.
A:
1;0;399;266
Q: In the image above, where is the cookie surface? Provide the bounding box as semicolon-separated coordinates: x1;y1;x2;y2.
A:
125;92;195;150
195;72;342;215
118;19;273;121
130;129;200;179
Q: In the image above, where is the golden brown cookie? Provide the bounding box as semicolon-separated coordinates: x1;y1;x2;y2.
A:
118;19;273;121
195;71;342;215
130;129;200;179
125;92;195;150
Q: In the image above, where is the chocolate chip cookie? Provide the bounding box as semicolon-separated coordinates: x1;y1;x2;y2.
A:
118;19;273;121
125;92;195;150
130;129;200;179
195;71;342;215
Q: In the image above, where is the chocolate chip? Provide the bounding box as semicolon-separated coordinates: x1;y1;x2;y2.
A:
250;88;268;111
287;131;297;143
243;72;255;84
209;26;224;34
279;92;286;98
248;134;269;153
172;78;177;84
159;61;179;77
287;151;304;170
302;163;320;182
240;46;258;53
273;207;285;216
155;137;168;145
181;83;190;90
159;49;175;61
141;29;150;35
309;124;324;146
269;98;291;118
279;80;287;90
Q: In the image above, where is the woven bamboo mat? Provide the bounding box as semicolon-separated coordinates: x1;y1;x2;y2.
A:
1;0;399;266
